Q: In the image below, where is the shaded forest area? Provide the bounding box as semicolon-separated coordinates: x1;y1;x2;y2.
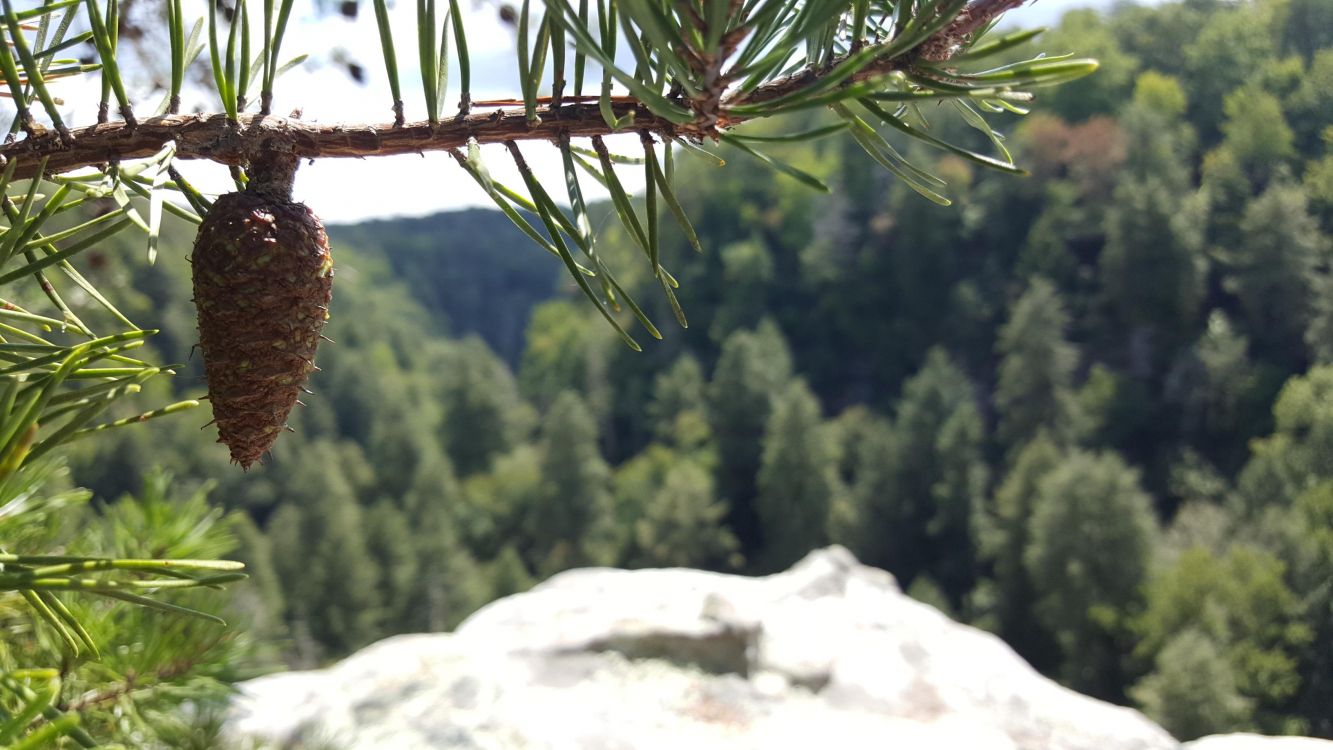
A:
61;0;1333;739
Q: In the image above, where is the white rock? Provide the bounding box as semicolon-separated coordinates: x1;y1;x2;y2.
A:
1184;736;1333;750
225;547;1298;750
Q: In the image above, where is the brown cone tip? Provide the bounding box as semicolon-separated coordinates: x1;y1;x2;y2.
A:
192;190;333;469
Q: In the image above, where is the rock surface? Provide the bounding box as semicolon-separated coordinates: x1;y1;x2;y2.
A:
1185;738;1333;750
226;547;1327;750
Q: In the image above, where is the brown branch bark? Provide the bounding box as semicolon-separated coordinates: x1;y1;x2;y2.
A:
0;0;1024;182
0;103;679;181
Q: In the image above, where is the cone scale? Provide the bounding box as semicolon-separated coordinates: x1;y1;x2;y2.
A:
191;152;332;469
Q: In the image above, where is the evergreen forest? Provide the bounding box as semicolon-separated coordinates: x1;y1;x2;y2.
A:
35;0;1333;740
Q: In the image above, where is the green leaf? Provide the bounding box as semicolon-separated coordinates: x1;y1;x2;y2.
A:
1;175;65;267
953;57;1100;87
543;0;692;123
505;142;643;350
858;98;1023;174
436;3;451;119
262;0;297;111
833;103;950;205
419;0;439;122
1;0;71;139
447;0;469;110
591;136;650;257
38;589;99;657
0;664;56;743
451;145;567;262
558;134;594;251
719;134;829;192
727;43;886;115
67;399;200;441
572;0;588;98
208;0;235;120
10;712;82;750
644;135;660;275
237;0;252;107
0;673;95;748
727;122;850;143
0;217;133;286
145;141;177;264
372;0;403;122
619;0;701;97
645;143;702;253
954;26;1045;61
953;99;1013;162
517;0;538;124
79;588;228;624
17;589;81;658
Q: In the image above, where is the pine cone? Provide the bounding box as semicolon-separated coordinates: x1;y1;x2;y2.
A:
192;179;333;469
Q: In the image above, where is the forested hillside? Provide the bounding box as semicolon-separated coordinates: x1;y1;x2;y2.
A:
65;0;1333;739
328;210;563;366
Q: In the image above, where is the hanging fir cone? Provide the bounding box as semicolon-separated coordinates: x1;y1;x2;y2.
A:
191;150;333;469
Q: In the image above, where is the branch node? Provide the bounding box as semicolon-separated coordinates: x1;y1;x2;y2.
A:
246;147;299;202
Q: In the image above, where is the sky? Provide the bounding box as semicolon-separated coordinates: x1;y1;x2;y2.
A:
37;0;1127;224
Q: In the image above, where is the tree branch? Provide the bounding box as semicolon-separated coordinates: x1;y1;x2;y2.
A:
0;104;676;180
0;0;1026;182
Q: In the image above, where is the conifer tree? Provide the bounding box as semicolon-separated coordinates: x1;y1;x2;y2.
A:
1167;310;1267;470
648;354;711;450
366;399;439;500
488;545;537;600
1134;544;1309;729
827;409;896;559
1025;449;1157;697
709;321;794;555
519;301;600;412
1131;628;1252;740
269;445;381;657
1099;81;1207;356
402;448;487;631
364;499;420;633
437;338;532;477
755;379;837;570
1222;183;1326;360
995;279;1081;452
228;512;287;643
1237;365;1333;513
1218;87;1295;184
1304;272;1333;364
1182;3;1275;140
531;391;620;573
407;495;487;632
876;348;987;599
460;444;544;562
630;458;739;569
980;432;1062;667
